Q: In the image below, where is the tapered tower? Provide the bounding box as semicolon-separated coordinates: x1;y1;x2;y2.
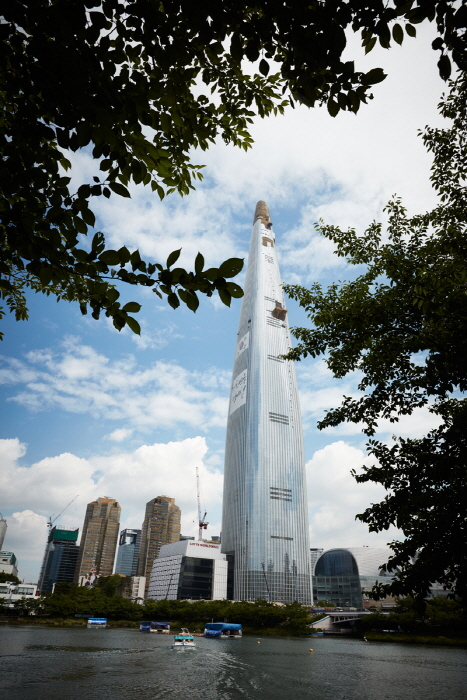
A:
221;201;311;603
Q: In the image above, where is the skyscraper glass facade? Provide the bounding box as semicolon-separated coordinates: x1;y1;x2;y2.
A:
221;202;311;604
38;527;79;593
115;529;141;576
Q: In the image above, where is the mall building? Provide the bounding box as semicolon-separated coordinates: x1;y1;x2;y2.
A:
147;539;232;601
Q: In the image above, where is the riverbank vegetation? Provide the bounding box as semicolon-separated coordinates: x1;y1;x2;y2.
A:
361;597;467;645
1;579;312;635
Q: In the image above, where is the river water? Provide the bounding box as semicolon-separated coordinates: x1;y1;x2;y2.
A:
1;626;466;700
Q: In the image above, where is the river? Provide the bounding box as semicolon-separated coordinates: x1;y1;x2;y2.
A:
1;626;466;700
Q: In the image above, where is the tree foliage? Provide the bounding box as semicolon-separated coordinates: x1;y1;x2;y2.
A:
2;1;466;337
284;75;467;603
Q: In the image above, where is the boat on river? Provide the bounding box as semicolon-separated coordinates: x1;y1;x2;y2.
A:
204;622;242;638
172;628;196;648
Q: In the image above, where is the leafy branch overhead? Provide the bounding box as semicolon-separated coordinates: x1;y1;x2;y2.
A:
1;1;466;336
284;75;467;603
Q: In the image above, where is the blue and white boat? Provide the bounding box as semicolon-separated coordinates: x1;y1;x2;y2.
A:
204;622;242;638
172;628;196;648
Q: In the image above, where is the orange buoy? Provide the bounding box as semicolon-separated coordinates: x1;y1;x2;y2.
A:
257;641;261;644
309;649;313;652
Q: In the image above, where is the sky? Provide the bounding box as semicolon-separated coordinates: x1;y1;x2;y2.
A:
1;25;448;583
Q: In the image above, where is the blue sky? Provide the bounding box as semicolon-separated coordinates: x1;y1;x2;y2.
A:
1;26;447;582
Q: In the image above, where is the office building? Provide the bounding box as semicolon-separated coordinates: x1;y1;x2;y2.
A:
115;529;141;576
0;581;38;608
0;551;18;578
147;539;229;601
221;201;312;604
137;496;181;596
38;526;79;593
74;497;121;581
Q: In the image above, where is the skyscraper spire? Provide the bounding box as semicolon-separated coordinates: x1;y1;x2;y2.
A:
221;202;311;604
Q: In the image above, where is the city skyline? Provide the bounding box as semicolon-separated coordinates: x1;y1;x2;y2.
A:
0;28;443;583
222;202;311;604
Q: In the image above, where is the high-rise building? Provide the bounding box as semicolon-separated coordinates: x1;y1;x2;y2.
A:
0;514;7;551
115;528;141;576
137;496;181;596
221;201;312;604
74;497;121;582
38;526;79;592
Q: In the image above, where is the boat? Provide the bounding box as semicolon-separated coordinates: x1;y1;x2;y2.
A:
204;622;242;638
172;628;196;648
140;621;170;633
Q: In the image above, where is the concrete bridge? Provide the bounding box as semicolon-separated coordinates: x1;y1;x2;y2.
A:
308;611;373;634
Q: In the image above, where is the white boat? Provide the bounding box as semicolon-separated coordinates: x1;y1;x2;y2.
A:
172;628;196;648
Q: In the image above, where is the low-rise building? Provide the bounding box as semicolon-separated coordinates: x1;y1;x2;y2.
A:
147;539;230;601
0;551;18;578
0;581;39;609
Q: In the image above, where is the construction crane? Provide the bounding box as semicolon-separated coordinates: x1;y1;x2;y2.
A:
47;494;79;529
196;465;208;541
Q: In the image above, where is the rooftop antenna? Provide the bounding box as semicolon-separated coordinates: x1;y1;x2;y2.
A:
195;465;208;541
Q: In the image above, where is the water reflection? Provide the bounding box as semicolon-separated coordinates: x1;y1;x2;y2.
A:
0;627;466;700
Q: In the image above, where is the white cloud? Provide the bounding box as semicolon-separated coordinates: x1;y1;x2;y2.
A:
1;337;230;431
0;437;223;583
307;441;402;550
105;428;134;442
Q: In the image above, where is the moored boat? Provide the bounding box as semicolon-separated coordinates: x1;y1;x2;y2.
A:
204;622;242;638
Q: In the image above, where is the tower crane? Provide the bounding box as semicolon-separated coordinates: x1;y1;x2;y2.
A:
196;465;208;541
47;494;79;529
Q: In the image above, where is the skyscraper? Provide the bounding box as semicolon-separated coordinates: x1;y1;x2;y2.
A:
115;528;141;576
0;514;7;551
74;497;121;582
38;526;79;593
137;496;181;596
221;201;312;604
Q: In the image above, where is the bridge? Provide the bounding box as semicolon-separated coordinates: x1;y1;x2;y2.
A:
308;611;375;634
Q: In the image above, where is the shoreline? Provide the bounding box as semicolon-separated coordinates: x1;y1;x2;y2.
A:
2;619;467;647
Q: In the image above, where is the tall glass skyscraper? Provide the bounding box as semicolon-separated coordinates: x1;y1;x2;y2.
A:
115;528;141;576
221;201;312;604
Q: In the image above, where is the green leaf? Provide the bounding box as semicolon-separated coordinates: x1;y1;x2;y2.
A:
118;246;131;264
218;287;232;307
226;282;244;298
392;23;403;45
361;68;387;86
166;249;181;268
109;182;131;198
81;208;96;227
259;59;270;76
405;24;416;37
167;292;180;309
364;37;377;54
437;54;451;81
122;302;142;313
99;250;121;265
218;258;244;278
327;98;340;118
194;252;204;275
125;316;141;335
